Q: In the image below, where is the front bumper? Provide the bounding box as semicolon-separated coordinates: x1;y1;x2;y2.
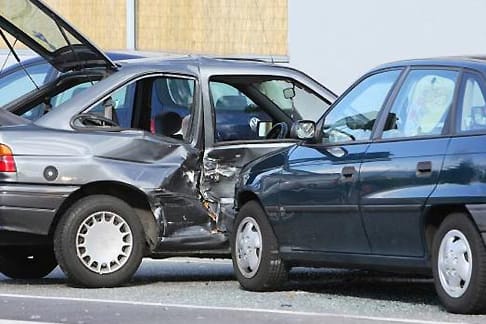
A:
0;183;79;244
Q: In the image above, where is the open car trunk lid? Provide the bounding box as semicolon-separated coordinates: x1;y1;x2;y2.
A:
0;0;116;72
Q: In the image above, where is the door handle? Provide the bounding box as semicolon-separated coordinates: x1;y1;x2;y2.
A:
341;166;356;178
416;161;432;175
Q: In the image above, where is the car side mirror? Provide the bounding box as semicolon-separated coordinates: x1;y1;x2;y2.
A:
290;120;316;141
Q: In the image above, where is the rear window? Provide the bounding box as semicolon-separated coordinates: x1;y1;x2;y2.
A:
0;0;83;54
0;62;50;106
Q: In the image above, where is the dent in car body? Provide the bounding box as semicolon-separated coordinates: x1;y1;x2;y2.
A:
201;142;295;233
0;124;213;249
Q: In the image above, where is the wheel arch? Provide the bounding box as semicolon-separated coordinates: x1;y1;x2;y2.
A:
237;190;262;211
423;204;473;257
49;181;158;252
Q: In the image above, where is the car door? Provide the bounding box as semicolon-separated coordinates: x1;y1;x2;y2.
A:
360;68;459;257
67;73;208;239
277;69;403;253
433;71;486;224
200;73;333;232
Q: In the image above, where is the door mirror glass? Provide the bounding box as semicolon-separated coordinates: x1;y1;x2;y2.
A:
291;120;316;140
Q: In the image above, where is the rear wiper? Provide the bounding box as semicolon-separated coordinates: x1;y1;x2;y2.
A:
0;28;39;90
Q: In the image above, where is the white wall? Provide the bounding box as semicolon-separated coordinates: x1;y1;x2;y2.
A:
289;0;486;94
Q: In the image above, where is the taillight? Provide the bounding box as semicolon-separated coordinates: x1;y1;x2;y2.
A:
0;144;16;172
150;118;155;134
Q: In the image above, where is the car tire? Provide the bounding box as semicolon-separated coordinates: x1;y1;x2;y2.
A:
0;246;57;279
54;195;144;288
231;200;288;291
432;212;486;314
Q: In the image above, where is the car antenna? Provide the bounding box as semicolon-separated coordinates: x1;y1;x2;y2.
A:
0;28;40;90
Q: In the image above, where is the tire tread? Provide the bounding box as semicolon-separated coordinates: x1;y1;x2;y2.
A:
232;200;288;291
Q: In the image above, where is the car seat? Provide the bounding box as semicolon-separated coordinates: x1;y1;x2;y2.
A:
154;111;183;139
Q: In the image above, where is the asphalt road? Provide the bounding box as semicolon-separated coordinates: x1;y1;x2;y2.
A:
0;258;485;324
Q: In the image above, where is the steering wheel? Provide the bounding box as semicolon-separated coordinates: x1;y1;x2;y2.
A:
265;122;289;139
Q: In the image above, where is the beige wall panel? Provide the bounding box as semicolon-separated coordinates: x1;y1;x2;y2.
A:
1;0;287;55
137;0;287;56
43;0;126;50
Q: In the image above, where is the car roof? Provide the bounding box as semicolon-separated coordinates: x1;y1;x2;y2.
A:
373;56;486;74
116;55;320;78
0;51;145;74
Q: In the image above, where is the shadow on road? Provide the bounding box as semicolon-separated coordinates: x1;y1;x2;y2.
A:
0;261;439;307
287;268;438;306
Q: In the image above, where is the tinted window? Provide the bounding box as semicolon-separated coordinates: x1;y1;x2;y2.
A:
0;62;50;106
323;70;401;144
458;73;486;132
382;69;458;139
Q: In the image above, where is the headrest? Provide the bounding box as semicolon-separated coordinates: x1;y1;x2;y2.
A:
215;95;248;111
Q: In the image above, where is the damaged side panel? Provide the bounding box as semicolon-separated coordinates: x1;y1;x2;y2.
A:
5;128;221;252
200;142;294;233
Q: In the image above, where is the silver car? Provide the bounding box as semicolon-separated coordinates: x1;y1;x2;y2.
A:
0;0;335;287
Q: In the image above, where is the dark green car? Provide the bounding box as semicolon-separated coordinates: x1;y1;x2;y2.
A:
233;57;486;314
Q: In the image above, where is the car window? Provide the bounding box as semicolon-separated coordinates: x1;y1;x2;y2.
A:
0;62;50;106
79;76;196;140
382;69;458;139
458;73;486;132
150;77;195;142
210;81;273;142
322;70;401;144
88;83;136;128
21;81;96;121
252;79;329;121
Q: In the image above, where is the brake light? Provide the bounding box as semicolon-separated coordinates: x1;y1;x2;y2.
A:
0;144;16;172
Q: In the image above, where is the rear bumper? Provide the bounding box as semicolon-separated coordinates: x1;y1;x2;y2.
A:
0;183;79;244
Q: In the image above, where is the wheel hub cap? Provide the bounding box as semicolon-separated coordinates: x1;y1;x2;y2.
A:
76;211;133;274
437;229;472;298
235;217;262;278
